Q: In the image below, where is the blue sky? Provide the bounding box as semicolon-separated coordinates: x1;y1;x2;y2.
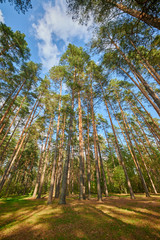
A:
0;0;93;74
0;1;159;130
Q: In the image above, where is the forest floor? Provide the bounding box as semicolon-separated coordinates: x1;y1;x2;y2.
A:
0;194;160;240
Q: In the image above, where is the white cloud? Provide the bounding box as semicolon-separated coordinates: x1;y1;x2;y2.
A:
32;0;92;71
0;10;4;23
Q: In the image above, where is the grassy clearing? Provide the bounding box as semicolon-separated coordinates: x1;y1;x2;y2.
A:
0;194;160;240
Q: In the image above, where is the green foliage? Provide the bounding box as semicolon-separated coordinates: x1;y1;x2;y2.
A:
0;0;32;13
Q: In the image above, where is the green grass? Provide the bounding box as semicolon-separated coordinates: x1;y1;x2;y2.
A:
0;194;160;240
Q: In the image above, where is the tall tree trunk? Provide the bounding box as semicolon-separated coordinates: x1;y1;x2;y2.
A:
103;125;116;167
71;146;75;195
32;142;44;198
90;81;102;201
86;102;91;199
59;84;75;204
78;90;86;200
48;80;62;204
55;113;66;198
95;128;109;197
37;118;53;199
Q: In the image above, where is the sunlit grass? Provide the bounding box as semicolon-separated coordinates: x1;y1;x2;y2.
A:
0;194;160;240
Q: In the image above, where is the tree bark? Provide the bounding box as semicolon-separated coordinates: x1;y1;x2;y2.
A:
116;97;150;197
59;85;75;204
48;80;62;204
90;80;102;201
0;79;26;126
0;100;38;192
128;37;160;84
115;2;160;30
96;129;109;197
55;113;66;198
86;102;91;199
107;34;160;110
130;90;160;132
99;80;135;199
0;96;26;148
37;117;53;199
120;67;160;116
78;90;86;200
0;118;21;166
32;142;44;198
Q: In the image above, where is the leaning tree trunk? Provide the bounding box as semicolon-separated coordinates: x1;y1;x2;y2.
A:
128;37;160;84
132;124;158;194
0;87;17;111
99;80;135;199
0;104;17;135
130;90;160;132
116;98;150;197
0;118;21;165
129;101;160;144
107;33;160;110
0;100;38;192
115;2;160;30
119;67;160;117
0;96;26;148
133;110;160;156
0;79;26;126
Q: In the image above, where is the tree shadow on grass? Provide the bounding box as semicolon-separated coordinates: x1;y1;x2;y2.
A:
1;200;160;240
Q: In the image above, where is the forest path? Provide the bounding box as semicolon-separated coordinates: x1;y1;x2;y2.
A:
0;194;160;240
